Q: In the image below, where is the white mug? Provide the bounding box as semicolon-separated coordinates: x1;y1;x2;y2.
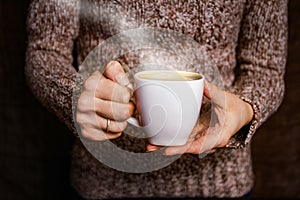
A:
127;70;204;146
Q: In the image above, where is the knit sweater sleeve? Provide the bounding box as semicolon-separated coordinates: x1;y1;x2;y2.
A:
25;0;80;134
226;0;288;148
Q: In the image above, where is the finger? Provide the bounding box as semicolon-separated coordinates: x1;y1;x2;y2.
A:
76;110;127;134
80;127;122;141
165;128;218;155
207;149;217;154
104;61;131;87
95;76;131;103
165;139;216;155
95;98;135;121
146;143;164;152
96;116;127;133
204;80;226;108
83;71;132;103
164;143;191;155
77;93;135;121
83;71;102;93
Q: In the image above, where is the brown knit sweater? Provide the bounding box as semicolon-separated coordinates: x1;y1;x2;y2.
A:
25;0;288;198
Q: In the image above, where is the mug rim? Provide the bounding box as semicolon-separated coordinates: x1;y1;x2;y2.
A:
134;70;204;82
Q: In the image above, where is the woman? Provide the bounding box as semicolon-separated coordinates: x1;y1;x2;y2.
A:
25;0;287;198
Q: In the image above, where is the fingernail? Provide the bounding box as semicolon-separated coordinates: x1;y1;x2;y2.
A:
127;83;134;90
116;74;130;86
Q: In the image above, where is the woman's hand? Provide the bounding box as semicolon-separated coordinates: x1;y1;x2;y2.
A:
76;61;135;141
147;81;254;155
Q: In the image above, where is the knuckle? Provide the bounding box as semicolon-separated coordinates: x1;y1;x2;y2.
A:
76;114;92;130
105;61;118;74
107;60;120;69
119;108;130;120
121;121;128;130
101;77;110;88
77;95;91;110
116;121;127;132
75;113;85;125
80;128;91;139
83;77;97;91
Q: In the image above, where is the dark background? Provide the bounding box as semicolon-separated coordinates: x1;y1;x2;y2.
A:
0;0;299;199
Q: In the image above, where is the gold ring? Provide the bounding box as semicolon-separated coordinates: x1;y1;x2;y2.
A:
105;118;111;132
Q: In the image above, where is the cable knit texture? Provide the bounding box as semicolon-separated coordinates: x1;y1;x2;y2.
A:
25;0;287;198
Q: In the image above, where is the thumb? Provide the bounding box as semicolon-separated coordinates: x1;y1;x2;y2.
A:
104;61;131;88
204;80;226;108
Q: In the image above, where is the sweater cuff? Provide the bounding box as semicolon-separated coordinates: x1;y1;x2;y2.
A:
225;96;260;149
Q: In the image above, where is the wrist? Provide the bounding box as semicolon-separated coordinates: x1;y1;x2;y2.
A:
244;101;254;125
